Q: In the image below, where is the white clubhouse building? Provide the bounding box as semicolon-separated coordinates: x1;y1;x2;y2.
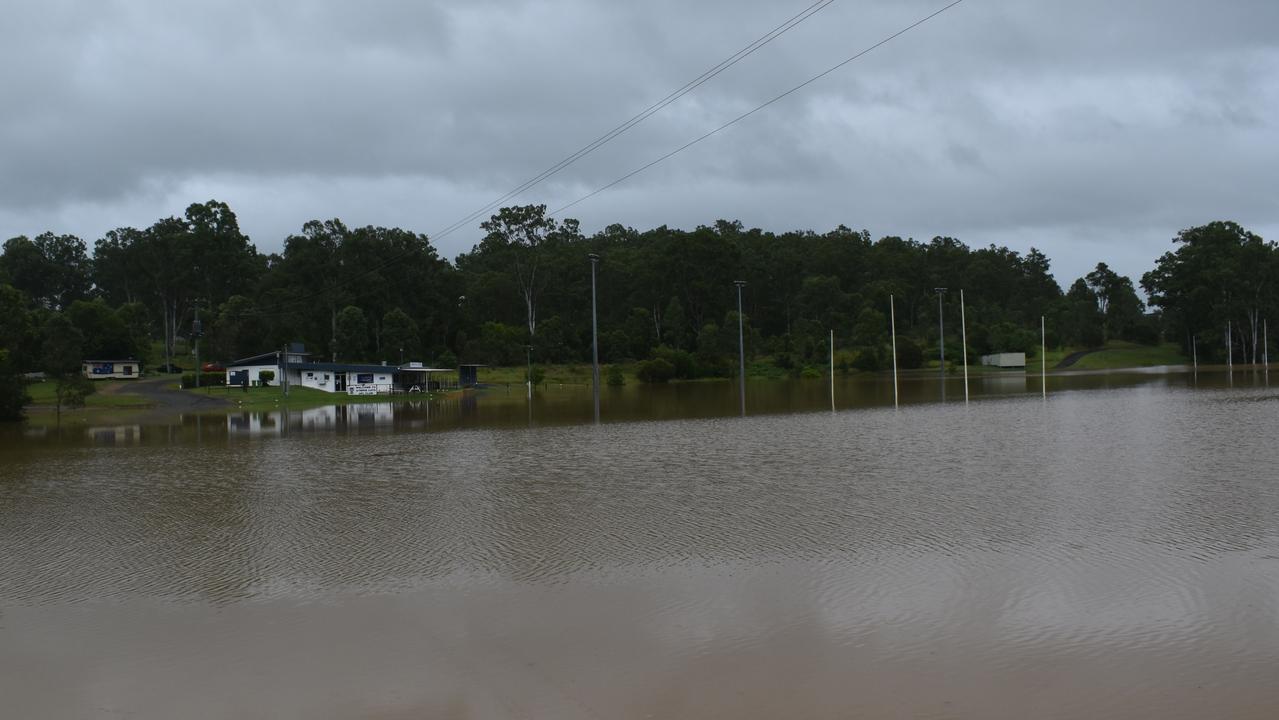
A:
225;344;451;394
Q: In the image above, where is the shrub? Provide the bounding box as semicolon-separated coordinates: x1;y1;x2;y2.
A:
606;365;625;386
651;345;696;379
895;337;924;369
852;346;882;372
636;358;676;383
258;370;275;383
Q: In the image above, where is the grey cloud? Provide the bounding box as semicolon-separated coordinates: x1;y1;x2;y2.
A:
1;0;1276;287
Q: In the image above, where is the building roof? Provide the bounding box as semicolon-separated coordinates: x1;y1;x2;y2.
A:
291;362;397;374
83;359;140;363
398;363;454;372
228;345;312;368
228;351;280;367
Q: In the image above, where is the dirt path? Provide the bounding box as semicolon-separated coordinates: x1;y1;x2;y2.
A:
1055;349;1103;369
126;377;232;412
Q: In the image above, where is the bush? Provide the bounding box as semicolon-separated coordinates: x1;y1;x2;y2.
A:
258;370;275;383
606;365;625;386
181;372;227;389
852;346;882;372
651;345;696;379
0;350;30;421
636;358;676;383
895;337;924;369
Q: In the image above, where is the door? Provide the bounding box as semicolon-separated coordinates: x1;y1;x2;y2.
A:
335;374;346;392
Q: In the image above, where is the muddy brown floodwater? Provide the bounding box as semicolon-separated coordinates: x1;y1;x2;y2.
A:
2;369;1278;719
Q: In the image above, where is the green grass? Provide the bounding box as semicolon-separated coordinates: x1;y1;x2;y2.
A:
1067;342;1187;370
479;363;640;385
26;380;152;409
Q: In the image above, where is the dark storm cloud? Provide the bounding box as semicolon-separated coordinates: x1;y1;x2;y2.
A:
1;0;1276;284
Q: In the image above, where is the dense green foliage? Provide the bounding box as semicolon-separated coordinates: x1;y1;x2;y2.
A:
1;199;1274;417
0;349;29;421
1141;221;1278;362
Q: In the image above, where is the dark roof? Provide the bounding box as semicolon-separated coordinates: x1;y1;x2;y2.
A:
228;345;312;367
83;359;140;363
292;362;397;373
227;351;279;367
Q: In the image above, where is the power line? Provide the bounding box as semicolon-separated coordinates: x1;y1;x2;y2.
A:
244;0;835;316
429;0;835;243
550;0;965;218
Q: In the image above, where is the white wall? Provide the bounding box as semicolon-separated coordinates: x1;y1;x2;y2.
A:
226;363;281;387
345;371;394;394
298;369;337;392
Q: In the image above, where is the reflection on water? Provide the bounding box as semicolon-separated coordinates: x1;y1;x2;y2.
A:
3;365;1272;449
1;368;1278;719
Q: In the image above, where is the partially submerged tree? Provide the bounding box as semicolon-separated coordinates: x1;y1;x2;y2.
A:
40;314;93;423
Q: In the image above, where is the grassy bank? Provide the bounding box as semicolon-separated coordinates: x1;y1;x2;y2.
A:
26;380;152;409
1066;342;1187;370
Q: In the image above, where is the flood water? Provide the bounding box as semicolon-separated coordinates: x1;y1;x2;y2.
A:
2;369;1278;719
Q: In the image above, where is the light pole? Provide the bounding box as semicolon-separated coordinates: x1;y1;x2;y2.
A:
934;288;946;381
589;253;601;424
525;344;533;401
192;300;204;389
734;280;747;416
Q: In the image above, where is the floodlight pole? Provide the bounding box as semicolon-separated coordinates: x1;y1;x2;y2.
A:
193;302;202;389
934;288;946;381
735;280;747;417
1041;316;1047;399
960;289;969;404
830;329;835;412
890;294;899;409
589;253;601;424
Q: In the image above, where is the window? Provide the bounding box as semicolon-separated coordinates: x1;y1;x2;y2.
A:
357;373;374;383
306;372;314;378
122;365;134;375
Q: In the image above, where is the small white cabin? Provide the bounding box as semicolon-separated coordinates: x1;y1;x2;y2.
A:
82;360;141;380
980;352;1026;368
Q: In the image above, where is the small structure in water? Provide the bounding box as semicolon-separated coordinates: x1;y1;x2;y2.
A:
980;352;1026;369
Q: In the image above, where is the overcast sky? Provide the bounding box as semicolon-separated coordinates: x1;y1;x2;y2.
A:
2;0;1275;286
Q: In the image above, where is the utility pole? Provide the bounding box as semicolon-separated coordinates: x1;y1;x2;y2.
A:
1041;316;1047;399
934;288;946;381
890;294;899;409
1227;322;1233;370
282;344;289;397
735;280;747;416
525;344;533;401
589;253;601;424
960;289;969;404
829;329;835;412
192;302;203;389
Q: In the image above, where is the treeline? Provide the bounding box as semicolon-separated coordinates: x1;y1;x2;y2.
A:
1;200;1275;418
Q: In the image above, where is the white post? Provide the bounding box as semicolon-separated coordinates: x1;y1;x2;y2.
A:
589;254;600;424
1192;334;1198;372
890;294;899;409
1041;315;1046;399
960;289;969;404
829;329;835;412
1227;322;1233;370
1264;319;1269;369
